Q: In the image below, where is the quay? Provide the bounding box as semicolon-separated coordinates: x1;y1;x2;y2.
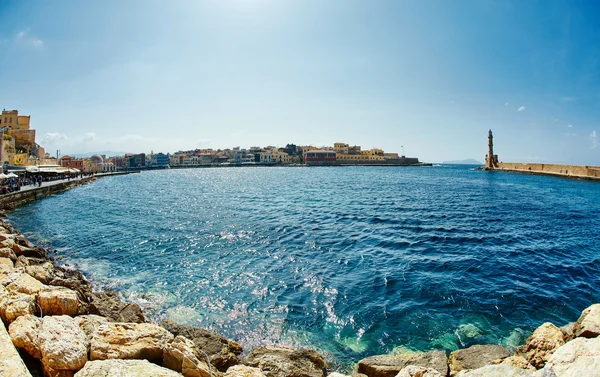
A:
0;171;137;210
481;130;600;181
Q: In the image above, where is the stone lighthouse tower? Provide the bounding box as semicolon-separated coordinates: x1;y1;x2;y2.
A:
486;129;497;169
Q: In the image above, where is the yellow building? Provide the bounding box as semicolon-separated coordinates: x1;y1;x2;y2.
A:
0;109;47;165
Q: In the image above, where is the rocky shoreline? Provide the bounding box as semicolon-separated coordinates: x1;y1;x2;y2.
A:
1;213;599;377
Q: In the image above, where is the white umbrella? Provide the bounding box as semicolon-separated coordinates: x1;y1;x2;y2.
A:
0;174;8;180
6;173;18;178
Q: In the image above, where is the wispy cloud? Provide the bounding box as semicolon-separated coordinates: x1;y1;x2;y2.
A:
82;132;97;142
42;132;68;144
14;30;44;48
563;133;577;137
504;102;509;106
591;130;598;149
567;124;573;128
561;97;576;101
518;106;525;112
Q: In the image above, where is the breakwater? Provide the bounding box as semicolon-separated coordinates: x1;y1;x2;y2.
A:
493;163;600;181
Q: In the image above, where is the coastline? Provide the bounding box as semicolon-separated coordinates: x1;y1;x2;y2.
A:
1;177;600;376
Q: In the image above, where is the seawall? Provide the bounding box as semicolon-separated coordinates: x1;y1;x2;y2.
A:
0;171;136;211
491;163;600;181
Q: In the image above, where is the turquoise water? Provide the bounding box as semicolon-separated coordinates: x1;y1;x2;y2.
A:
7;165;600;370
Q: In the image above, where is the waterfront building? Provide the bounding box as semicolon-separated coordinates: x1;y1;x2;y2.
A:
304;150;337;164
59;156;84;171
83;154;115;173
150;153;169;167
128;153;146;168
271;150;291;164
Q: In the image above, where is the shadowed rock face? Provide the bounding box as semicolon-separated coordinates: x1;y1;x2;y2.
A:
161;319;243;372
244;346;328;377
358;351;448;377
88;290;145;323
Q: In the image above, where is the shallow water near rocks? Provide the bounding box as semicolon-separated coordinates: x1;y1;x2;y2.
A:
7;165;600;370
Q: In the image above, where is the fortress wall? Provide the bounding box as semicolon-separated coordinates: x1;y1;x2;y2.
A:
497;163;600;179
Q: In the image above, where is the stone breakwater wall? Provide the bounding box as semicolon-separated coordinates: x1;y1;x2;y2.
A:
0;179;96;211
0;171;136;211
495;162;600;181
1;215;600;377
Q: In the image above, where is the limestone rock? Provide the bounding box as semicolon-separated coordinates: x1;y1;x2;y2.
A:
38;315;88;373
38;286;80;316
456;364;534;376
0;256;14;267
540;336;600;376
357;350;448;377
397;365;442;377
326;374;350;377
0;257;15;280
560;323;575;342
74;359;182;377
515;322;565;369
225;365;267;377
0;319;33;377
573;304;600;338
89;290;145;323
90;322;174;363
8;314;42;359
47;265;93;303
15;256;55;284
74;315;107;342
162;319;243;371
163;335;212;377
0;247;17;262
3;271;45;295
449;344;509;376
244;346;328;377
0;285;36;323
500;356;535;371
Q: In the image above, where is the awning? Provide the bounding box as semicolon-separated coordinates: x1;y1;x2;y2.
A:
0;173;8;179
6;173;18;178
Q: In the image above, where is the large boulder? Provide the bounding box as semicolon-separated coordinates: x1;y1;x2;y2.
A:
540;336;600;376
163;335;212;377
397;365;442;377
357;351;448;377
47;265;93;303
38;316;89;375
74;359;182;377
8;314;42;359
89;290;145;323
15;256;55;285
449;344;509;376
74;315;108;342
90;322;174;363
225;365;267;377
38;286;81;316
0;285;36;323
244;346;328;377
2;271;45;295
0;247;17;262
515;322;565;369
0;257;16;281
0;319;33;377
455;364;534;376
573;304;600;338
161;319;243;371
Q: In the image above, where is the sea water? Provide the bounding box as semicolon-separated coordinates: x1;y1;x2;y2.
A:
7;165;600;370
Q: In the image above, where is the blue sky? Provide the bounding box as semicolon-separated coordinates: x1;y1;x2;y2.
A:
1;0;599;163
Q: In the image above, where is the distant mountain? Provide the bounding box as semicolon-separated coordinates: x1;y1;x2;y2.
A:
68;151;128;158
442;159;483;165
